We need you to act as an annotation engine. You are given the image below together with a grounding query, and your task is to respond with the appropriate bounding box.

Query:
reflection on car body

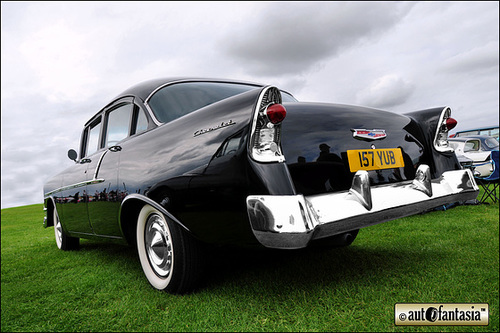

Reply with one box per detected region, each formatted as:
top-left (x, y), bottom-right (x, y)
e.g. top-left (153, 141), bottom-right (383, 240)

top-left (43, 78), bottom-right (479, 294)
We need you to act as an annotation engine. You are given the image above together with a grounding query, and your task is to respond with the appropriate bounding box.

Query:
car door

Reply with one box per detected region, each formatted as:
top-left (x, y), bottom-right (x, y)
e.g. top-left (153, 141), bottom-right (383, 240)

top-left (86, 99), bottom-right (135, 237)
top-left (61, 115), bottom-right (103, 235)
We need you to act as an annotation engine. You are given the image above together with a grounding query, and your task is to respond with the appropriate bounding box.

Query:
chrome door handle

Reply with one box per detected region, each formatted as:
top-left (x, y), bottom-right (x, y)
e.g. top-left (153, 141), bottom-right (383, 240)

top-left (109, 145), bottom-right (122, 152)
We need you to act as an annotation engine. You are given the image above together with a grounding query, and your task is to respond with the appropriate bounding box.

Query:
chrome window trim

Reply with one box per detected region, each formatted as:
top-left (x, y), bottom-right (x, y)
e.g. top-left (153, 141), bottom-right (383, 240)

top-left (143, 79), bottom-right (215, 126)
top-left (142, 101), bottom-right (162, 127)
top-left (143, 79), bottom-right (263, 126)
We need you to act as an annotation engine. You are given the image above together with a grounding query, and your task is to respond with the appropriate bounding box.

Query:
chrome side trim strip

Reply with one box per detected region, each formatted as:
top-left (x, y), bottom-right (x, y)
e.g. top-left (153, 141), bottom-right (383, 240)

top-left (44, 178), bottom-right (105, 197)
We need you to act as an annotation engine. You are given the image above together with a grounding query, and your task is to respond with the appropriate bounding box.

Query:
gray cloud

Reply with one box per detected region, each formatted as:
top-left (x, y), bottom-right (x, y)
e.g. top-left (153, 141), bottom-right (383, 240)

top-left (356, 74), bottom-right (415, 109)
top-left (222, 2), bottom-right (415, 76)
top-left (1, 1), bottom-right (498, 209)
top-left (440, 41), bottom-right (499, 75)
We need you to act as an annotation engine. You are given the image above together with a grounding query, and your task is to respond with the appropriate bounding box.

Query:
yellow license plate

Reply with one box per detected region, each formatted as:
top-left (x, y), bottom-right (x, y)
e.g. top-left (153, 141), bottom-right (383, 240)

top-left (347, 148), bottom-right (405, 172)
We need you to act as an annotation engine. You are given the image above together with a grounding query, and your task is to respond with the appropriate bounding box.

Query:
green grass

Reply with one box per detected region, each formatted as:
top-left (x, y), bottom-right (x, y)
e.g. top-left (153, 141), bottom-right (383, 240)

top-left (1, 189), bottom-right (498, 332)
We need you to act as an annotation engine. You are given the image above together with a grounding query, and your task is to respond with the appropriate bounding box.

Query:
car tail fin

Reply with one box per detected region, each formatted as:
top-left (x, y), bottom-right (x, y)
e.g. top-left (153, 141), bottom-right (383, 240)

top-left (249, 86), bottom-right (287, 163)
top-left (434, 107), bottom-right (457, 153)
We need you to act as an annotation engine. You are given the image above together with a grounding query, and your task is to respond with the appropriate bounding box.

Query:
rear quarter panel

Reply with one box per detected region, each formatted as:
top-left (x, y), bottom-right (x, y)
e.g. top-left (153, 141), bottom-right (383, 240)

top-left (117, 88), bottom-right (263, 245)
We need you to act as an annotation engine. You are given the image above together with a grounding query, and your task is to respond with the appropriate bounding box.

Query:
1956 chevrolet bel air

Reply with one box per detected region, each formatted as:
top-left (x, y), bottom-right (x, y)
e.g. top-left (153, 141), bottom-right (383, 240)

top-left (43, 78), bottom-right (479, 293)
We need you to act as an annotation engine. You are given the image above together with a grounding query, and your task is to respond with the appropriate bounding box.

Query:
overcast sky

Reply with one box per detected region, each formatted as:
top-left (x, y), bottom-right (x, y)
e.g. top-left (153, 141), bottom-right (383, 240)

top-left (1, 1), bottom-right (499, 209)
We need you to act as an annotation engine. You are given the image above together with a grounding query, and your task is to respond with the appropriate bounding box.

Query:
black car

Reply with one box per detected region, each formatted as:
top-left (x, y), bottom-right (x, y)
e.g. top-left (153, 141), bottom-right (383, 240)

top-left (43, 78), bottom-right (479, 293)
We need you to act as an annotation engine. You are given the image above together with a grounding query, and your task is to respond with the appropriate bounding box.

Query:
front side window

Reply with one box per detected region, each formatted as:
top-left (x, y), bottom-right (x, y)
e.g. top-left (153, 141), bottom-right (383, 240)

top-left (106, 103), bottom-right (133, 147)
top-left (86, 118), bottom-right (102, 157)
top-left (147, 82), bottom-right (260, 124)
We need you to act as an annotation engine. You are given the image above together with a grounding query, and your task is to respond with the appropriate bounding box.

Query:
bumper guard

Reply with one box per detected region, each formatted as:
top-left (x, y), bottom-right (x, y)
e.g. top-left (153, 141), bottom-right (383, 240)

top-left (246, 165), bottom-right (478, 249)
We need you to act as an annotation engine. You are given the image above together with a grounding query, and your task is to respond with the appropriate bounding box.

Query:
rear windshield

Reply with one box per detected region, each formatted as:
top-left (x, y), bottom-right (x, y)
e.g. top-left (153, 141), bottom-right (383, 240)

top-left (147, 81), bottom-right (296, 124)
top-left (147, 82), bottom-right (256, 124)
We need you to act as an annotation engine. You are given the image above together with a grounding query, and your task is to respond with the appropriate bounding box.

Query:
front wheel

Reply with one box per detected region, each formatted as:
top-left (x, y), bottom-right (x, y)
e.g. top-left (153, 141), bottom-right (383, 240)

top-left (53, 208), bottom-right (79, 251)
top-left (136, 204), bottom-right (204, 294)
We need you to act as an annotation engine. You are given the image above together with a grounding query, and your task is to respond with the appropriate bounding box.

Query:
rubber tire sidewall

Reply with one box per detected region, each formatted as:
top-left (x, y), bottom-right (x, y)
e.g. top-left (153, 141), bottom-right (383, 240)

top-left (136, 204), bottom-right (175, 291)
top-left (54, 208), bottom-right (63, 249)
top-left (53, 208), bottom-right (79, 251)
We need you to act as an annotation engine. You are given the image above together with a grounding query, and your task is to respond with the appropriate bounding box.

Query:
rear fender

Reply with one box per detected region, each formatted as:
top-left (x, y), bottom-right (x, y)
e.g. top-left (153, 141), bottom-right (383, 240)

top-left (43, 197), bottom-right (56, 228)
top-left (119, 193), bottom-right (192, 246)
top-left (404, 106), bottom-right (460, 177)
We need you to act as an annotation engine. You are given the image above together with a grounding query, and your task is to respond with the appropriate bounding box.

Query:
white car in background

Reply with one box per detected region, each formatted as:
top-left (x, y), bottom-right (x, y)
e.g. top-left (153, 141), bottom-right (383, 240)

top-left (449, 135), bottom-right (499, 178)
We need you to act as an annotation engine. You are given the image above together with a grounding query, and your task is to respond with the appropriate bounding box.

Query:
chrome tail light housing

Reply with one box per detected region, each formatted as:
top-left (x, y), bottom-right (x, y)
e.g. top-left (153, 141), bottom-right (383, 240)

top-left (249, 86), bottom-right (287, 163)
top-left (433, 107), bottom-right (457, 152)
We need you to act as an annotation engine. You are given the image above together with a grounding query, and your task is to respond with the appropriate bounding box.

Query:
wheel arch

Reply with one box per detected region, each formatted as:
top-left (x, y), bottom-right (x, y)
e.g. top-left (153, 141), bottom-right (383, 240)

top-left (44, 196), bottom-right (56, 228)
top-left (119, 193), bottom-right (191, 246)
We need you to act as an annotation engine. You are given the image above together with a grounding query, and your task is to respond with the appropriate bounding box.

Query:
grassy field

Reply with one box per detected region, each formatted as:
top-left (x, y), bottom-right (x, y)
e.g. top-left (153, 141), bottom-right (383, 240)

top-left (1, 190), bottom-right (498, 332)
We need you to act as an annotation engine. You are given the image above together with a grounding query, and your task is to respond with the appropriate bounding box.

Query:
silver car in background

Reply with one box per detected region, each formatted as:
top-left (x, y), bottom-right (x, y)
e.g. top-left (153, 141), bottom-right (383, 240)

top-left (449, 135), bottom-right (499, 177)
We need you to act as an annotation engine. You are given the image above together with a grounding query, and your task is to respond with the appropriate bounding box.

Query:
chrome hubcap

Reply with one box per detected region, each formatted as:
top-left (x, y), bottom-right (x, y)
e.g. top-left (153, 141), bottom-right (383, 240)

top-left (145, 213), bottom-right (172, 278)
top-left (55, 214), bottom-right (62, 245)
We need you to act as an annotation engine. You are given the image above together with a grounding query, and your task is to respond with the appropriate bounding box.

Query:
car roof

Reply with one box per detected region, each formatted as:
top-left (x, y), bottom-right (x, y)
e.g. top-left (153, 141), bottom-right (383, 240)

top-left (114, 77), bottom-right (264, 102)
top-left (83, 77), bottom-right (266, 127)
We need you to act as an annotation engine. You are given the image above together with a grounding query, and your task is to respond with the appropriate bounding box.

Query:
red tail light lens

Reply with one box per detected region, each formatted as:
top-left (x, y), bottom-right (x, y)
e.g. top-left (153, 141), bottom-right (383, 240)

top-left (446, 117), bottom-right (457, 130)
top-left (266, 104), bottom-right (287, 124)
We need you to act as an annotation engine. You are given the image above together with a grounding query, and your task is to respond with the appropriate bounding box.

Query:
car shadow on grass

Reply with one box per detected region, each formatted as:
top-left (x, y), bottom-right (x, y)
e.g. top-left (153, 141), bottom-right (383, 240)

top-left (75, 236), bottom-right (449, 295)
top-left (201, 242), bottom-right (453, 294)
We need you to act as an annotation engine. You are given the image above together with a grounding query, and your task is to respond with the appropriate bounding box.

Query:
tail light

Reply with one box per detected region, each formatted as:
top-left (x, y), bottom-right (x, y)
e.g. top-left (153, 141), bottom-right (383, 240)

top-left (266, 104), bottom-right (287, 124)
top-left (249, 86), bottom-right (287, 163)
top-left (434, 107), bottom-right (457, 152)
top-left (446, 117), bottom-right (457, 131)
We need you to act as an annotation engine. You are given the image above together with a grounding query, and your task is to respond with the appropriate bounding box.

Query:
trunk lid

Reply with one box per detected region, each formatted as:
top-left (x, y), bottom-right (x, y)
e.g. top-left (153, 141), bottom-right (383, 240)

top-left (281, 102), bottom-right (427, 195)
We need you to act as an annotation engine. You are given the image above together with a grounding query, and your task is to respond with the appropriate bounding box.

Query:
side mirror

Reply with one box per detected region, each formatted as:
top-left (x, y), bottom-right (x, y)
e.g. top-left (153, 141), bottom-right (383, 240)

top-left (68, 149), bottom-right (78, 162)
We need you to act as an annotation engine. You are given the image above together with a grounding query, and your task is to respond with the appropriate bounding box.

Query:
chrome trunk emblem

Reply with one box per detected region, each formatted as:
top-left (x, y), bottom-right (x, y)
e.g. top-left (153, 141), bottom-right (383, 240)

top-left (351, 129), bottom-right (387, 141)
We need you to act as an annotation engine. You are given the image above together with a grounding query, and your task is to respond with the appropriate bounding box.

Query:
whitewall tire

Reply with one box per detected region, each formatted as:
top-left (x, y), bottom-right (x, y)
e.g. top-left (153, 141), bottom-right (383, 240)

top-left (136, 204), bottom-right (204, 294)
top-left (53, 208), bottom-right (79, 251)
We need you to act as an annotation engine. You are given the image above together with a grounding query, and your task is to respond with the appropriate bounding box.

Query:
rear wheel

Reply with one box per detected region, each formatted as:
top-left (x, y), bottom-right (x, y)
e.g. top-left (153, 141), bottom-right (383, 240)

top-left (136, 204), bottom-right (204, 294)
top-left (53, 208), bottom-right (79, 251)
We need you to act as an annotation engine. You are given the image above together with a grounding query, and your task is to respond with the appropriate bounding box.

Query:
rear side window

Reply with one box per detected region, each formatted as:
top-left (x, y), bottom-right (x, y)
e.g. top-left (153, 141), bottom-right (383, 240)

top-left (147, 82), bottom-right (258, 124)
top-left (106, 103), bottom-right (133, 147)
top-left (135, 108), bottom-right (148, 134)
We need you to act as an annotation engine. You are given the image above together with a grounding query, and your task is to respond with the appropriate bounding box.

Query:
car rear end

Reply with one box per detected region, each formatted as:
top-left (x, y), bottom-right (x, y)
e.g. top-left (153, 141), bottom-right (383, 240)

top-left (245, 87), bottom-right (479, 249)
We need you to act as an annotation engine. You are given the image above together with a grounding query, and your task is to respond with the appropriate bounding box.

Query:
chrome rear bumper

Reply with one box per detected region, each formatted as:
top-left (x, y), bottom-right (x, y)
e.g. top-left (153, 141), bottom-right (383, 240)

top-left (246, 165), bottom-right (479, 249)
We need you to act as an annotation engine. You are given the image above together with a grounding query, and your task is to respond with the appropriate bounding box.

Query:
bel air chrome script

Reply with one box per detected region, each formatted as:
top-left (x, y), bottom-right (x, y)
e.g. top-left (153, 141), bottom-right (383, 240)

top-left (194, 120), bottom-right (236, 137)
